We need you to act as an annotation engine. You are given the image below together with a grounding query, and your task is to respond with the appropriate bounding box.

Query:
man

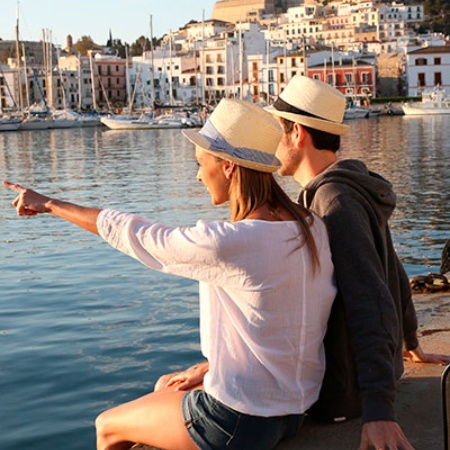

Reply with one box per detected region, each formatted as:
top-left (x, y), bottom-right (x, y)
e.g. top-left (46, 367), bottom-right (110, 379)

top-left (265, 75), bottom-right (450, 449)
top-left (154, 78), bottom-right (450, 449)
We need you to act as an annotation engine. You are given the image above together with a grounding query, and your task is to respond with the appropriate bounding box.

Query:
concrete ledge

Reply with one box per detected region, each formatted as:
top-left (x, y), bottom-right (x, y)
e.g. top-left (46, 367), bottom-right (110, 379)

top-left (132, 293), bottom-right (450, 450)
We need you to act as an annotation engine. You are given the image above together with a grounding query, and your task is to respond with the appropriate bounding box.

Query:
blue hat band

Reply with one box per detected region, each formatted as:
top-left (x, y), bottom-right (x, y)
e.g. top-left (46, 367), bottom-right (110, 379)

top-left (200, 120), bottom-right (278, 167)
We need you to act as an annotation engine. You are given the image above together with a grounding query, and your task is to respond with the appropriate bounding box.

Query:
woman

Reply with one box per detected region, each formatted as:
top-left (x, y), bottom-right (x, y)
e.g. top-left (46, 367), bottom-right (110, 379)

top-left (4, 98), bottom-right (336, 450)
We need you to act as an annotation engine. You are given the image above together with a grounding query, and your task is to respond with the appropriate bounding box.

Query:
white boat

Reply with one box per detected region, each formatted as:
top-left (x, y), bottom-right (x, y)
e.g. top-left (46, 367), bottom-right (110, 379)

top-left (344, 106), bottom-right (369, 120)
top-left (101, 114), bottom-right (185, 130)
top-left (19, 115), bottom-right (51, 130)
top-left (78, 114), bottom-right (101, 127)
top-left (48, 110), bottom-right (83, 129)
top-left (0, 117), bottom-right (21, 132)
top-left (402, 87), bottom-right (450, 115)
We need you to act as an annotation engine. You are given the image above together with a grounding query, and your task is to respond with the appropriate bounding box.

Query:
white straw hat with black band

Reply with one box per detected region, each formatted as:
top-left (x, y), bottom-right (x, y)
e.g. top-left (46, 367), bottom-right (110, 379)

top-left (265, 75), bottom-right (350, 136)
top-left (183, 98), bottom-right (282, 173)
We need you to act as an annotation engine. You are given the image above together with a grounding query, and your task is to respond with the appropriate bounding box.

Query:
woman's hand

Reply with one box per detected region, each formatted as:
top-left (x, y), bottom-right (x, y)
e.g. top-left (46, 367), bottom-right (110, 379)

top-left (3, 181), bottom-right (51, 216)
top-left (3, 180), bottom-right (102, 235)
top-left (154, 361), bottom-right (209, 392)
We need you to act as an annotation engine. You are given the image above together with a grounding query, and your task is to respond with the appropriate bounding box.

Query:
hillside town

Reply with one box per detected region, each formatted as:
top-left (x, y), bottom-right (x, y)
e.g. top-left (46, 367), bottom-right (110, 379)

top-left (0, 0), bottom-right (449, 114)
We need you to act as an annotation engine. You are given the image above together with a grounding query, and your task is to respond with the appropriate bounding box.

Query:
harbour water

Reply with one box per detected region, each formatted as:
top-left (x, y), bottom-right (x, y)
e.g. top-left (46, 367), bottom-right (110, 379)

top-left (0, 115), bottom-right (449, 450)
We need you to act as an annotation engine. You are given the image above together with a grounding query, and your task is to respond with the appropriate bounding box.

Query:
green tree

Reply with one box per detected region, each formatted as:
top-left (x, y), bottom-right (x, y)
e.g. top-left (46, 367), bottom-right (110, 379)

top-left (74, 36), bottom-right (96, 56)
top-left (130, 35), bottom-right (151, 56)
top-left (0, 48), bottom-right (13, 64)
top-left (421, 0), bottom-right (450, 35)
top-left (110, 38), bottom-right (127, 58)
top-left (130, 35), bottom-right (162, 56)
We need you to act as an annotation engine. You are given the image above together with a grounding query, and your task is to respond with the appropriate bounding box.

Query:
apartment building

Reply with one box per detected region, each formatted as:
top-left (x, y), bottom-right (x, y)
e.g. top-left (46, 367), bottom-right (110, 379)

top-left (405, 45), bottom-right (450, 95)
top-left (308, 58), bottom-right (377, 98)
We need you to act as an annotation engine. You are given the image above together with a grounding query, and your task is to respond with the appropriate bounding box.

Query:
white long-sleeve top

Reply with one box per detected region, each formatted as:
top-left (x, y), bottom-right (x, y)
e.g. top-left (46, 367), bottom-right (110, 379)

top-left (97, 209), bottom-right (336, 416)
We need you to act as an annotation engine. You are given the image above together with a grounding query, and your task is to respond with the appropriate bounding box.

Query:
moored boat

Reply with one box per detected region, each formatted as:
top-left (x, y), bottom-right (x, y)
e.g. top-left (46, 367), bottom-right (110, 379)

top-left (101, 113), bottom-right (185, 130)
top-left (0, 117), bottom-right (21, 132)
top-left (48, 110), bottom-right (83, 129)
top-left (402, 87), bottom-right (450, 115)
top-left (344, 106), bottom-right (369, 120)
top-left (19, 115), bottom-right (51, 131)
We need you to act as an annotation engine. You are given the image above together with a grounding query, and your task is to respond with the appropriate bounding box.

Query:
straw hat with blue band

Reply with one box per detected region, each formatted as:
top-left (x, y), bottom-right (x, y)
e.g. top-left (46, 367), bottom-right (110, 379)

top-left (265, 75), bottom-right (350, 136)
top-left (183, 98), bottom-right (282, 173)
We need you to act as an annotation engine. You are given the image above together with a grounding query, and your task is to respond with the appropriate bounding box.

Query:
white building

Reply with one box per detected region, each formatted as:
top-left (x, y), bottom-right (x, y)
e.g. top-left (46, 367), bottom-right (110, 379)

top-left (405, 45), bottom-right (450, 96)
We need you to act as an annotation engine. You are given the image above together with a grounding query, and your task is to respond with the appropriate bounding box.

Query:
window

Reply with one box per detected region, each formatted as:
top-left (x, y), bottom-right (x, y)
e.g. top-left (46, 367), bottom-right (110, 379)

top-left (435, 72), bottom-right (442, 86)
top-left (416, 58), bottom-right (427, 66)
top-left (418, 73), bottom-right (426, 87)
top-left (362, 72), bottom-right (370, 84)
top-left (345, 73), bottom-right (353, 84)
top-left (434, 57), bottom-right (441, 65)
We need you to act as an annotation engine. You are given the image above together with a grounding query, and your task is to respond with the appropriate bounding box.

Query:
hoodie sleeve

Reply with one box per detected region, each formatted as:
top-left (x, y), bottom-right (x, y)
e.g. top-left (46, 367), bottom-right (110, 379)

top-left (397, 258), bottom-right (419, 351)
top-left (311, 184), bottom-right (399, 422)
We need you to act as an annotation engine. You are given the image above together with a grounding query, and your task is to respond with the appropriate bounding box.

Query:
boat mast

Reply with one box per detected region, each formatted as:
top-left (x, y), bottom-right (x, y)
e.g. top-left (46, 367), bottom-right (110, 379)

top-left (15, 1), bottom-right (24, 114)
top-left (169, 30), bottom-right (173, 106)
top-left (43, 29), bottom-right (54, 109)
top-left (21, 43), bottom-right (30, 111)
top-left (125, 45), bottom-right (131, 111)
top-left (149, 15), bottom-right (155, 110)
top-left (239, 22), bottom-right (243, 100)
top-left (77, 54), bottom-right (82, 111)
top-left (331, 44), bottom-right (335, 87)
top-left (201, 9), bottom-right (206, 106)
top-left (88, 50), bottom-right (97, 111)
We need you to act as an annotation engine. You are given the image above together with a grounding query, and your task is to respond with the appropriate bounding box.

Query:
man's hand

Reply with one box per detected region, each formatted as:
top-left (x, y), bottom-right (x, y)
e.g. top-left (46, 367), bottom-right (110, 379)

top-left (404, 344), bottom-right (450, 366)
top-left (359, 421), bottom-right (415, 450)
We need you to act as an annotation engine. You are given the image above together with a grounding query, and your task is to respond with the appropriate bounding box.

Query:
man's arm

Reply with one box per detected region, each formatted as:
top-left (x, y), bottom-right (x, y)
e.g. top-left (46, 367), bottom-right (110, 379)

top-left (319, 190), bottom-right (399, 422)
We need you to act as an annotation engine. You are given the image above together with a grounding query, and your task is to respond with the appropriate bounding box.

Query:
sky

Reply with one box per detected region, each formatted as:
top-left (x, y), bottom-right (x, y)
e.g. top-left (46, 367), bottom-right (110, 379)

top-left (0, 0), bottom-right (217, 46)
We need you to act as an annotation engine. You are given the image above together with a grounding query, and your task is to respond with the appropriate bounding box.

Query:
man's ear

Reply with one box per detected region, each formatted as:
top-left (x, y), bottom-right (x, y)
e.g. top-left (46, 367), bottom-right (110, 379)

top-left (293, 122), bottom-right (307, 144)
top-left (223, 160), bottom-right (236, 180)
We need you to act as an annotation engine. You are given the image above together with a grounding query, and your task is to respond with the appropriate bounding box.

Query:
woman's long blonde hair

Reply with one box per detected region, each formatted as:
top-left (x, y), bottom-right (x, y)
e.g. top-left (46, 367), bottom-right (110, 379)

top-left (228, 165), bottom-right (319, 269)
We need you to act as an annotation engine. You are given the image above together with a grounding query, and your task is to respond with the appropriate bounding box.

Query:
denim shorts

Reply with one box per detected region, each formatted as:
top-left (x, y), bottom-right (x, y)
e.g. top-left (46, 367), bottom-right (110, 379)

top-left (181, 390), bottom-right (304, 450)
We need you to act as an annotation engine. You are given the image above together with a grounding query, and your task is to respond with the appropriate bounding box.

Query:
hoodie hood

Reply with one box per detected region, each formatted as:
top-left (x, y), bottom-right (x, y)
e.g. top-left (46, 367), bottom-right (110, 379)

top-left (301, 159), bottom-right (396, 225)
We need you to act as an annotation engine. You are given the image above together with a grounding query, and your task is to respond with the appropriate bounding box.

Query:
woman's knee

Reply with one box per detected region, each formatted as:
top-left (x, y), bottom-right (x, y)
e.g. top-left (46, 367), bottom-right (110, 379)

top-left (95, 409), bottom-right (117, 449)
top-left (154, 373), bottom-right (176, 392)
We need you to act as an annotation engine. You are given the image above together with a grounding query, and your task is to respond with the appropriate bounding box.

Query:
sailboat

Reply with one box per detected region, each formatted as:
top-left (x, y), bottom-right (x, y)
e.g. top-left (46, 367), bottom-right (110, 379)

top-left (0, 117), bottom-right (21, 132)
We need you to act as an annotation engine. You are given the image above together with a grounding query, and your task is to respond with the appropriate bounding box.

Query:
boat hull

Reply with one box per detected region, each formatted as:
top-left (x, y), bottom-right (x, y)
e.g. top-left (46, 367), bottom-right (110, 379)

top-left (101, 116), bottom-right (184, 130)
top-left (344, 108), bottom-right (369, 120)
top-left (0, 121), bottom-right (21, 131)
top-left (402, 103), bottom-right (450, 115)
top-left (403, 88), bottom-right (450, 115)
top-left (19, 119), bottom-right (51, 130)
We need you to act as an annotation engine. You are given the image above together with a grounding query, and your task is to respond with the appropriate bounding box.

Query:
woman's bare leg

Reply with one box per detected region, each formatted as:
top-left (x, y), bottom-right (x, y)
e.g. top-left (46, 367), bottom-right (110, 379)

top-left (95, 390), bottom-right (198, 450)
